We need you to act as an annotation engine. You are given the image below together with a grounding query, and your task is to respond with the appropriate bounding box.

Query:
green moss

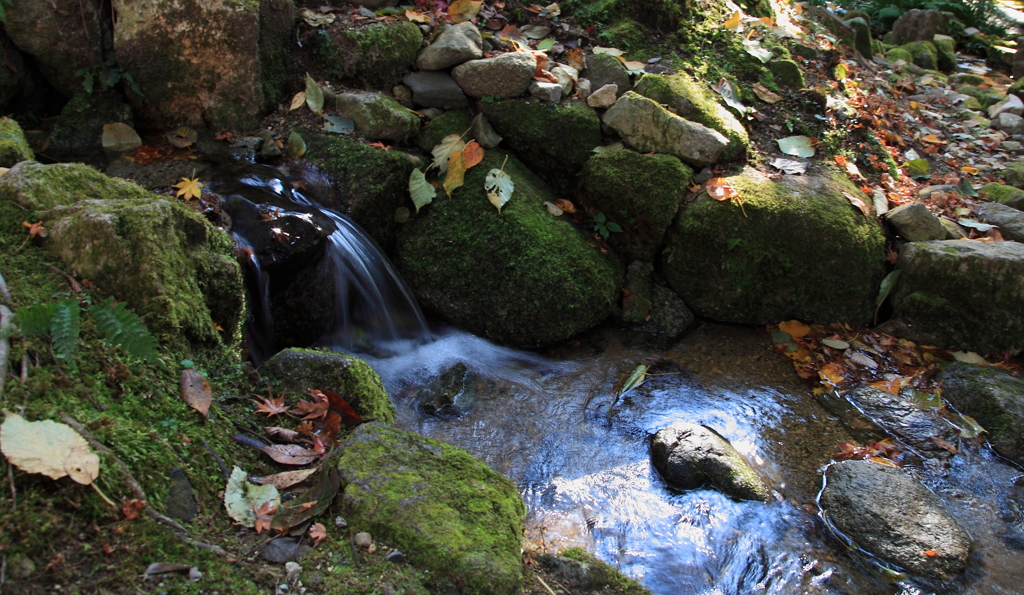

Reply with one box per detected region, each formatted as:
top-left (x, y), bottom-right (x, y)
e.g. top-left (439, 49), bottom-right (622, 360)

top-left (902, 41), bottom-right (939, 70)
top-left (886, 47), bottom-right (914, 63)
top-left (0, 117), bottom-right (33, 167)
top-left (845, 17), bottom-right (873, 58)
top-left (932, 35), bottom-right (957, 71)
top-left (556, 548), bottom-right (653, 594)
top-left (633, 73), bottom-right (749, 160)
top-left (769, 60), bottom-right (804, 88)
top-left (1001, 161), bottom-right (1024, 189)
top-left (337, 423), bottom-right (526, 595)
top-left (396, 150), bottom-right (622, 346)
top-left (479, 98), bottom-right (601, 192)
top-left (662, 168), bottom-right (887, 324)
top-left (956, 85), bottom-right (1005, 109)
top-left (980, 182), bottom-right (1024, 203)
top-left (940, 362), bottom-right (1024, 465)
top-left (0, 161), bottom-right (151, 211)
top-left (417, 107), bottom-right (473, 153)
top-left (599, 18), bottom-right (647, 50)
top-left (791, 43), bottom-right (818, 60)
top-left (261, 348), bottom-right (396, 424)
top-left (316, 21), bottom-right (423, 86)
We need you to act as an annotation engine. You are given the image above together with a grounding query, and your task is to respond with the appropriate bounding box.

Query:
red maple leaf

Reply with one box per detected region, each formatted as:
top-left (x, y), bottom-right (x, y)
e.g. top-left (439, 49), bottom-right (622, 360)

top-left (292, 394), bottom-right (329, 420)
top-left (309, 522), bottom-right (328, 546)
top-left (253, 500), bottom-right (278, 534)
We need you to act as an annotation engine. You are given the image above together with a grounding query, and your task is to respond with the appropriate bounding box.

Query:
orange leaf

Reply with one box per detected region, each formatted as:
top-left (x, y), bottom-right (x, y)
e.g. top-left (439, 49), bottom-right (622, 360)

top-left (960, 166), bottom-right (979, 175)
top-left (292, 395), bottom-right (328, 420)
top-left (253, 500), bottom-right (278, 534)
top-left (705, 177), bottom-right (737, 200)
top-left (924, 549), bottom-right (938, 557)
top-left (180, 369), bottom-right (212, 417)
top-left (254, 395), bottom-right (288, 417)
top-left (22, 221), bottom-right (46, 238)
top-left (554, 198), bottom-right (576, 214)
top-left (921, 134), bottom-right (944, 145)
top-left (833, 155), bottom-right (847, 167)
top-left (566, 47), bottom-right (586, 71)
top-left (462, 141), bottom-right (484, 169)
top-left (868, 379), bottom-right (901, 395)
top-left (778, 319), bottom-right (811, 338)
top-left (819, 362), bottom-right (847, 385)
top-left (309, 522), bottom-right (328, 545)
top-left (369, 141), bottom-right (391, 151)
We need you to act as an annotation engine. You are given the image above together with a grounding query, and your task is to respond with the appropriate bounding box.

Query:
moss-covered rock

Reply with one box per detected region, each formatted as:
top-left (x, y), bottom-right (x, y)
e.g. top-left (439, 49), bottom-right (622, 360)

top-left (261, 348), bottom-right (395, 424)
top-left (0, 117), bottom-right (34, 167)
top-left (45, 91), bottom-right (133, 165)
top-left (939, 362), bottom-right (1024, 466)
top-left (337, 423), bottom-right (526, 595)
top-left (845, 17), bottom-right (873, 58)
top-left (304, 133), bottom-right (414, 255)
top-left (769, 60), bottom-right (805, 88)
top-left (578, 150), bottom-right (692, 261)
top-left (539, 549), bottom-right (652, 594)
top-left (932, 34), bottom-right (957, 71)
top-left (980, 182), bottom-right (1024, 210)
top-left (331, 91), bottom-right (421, 144)
top-left (902, 41), bottom-right (938, 70)
top-left (0, 161), bottom-right (152, 212)
top-left (791, 44), bottom-right (819, 60)
top-left (633, 73), bottom-right (749, 160)
top-left (417, 107), bottom-right (473, 153)
top-left (886, 47), bottom-right (914, 64)
top-left (662, 167), bottom-right (887, 325)
top-left (396, 150), bottom-right (622, 346)
top-left (312, 20), bottom-right (423, 87)
top-left (1000, 161), bottom-right (1024, 189)
top-left (951, 73), bottom-right (987, 87)
top-left (956, 85), bottom-right (1005, 109)
top-left (651, 422), bottom-right (769, 501)
top-left (479, 98), bottom-right (601, 191)
top-left (882, 240), bottom-right (1024, 353)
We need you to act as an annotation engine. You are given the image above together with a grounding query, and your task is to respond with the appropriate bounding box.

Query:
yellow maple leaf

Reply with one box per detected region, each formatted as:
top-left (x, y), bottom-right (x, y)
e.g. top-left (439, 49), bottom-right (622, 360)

top-left (174, 175), bottom-right (203, 201)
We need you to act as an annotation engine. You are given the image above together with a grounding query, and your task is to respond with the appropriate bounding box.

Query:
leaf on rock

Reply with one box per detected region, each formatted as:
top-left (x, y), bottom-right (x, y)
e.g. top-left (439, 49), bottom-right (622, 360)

top-left (842, 191), bottom-right (871, 217)
top-left (305, 73), bottom-right (324, 114)
top-left (323, 115), bottom-right (354, 134)
top-left (951, 351), bottom-right (988, 365)
top-left (751, 83), bottom-right (782, 104)
top-left (289, 91), bottom-right (307, 111)
top-left (779, 320), bottom-right (810, 338)
top-left (448, 0), bottom-right (482, 22)
top-left (286, 131), bottom-right (306, 158)
top-left (592, 46), bottom-right (625, 57)
top-left (408, 169), bottom-right (436, 213)
top-left (270, 455), bottom-right (341, 532)
top-left (957, 218), bottom-right (997, 232)
top-left (101, 123), bottom-right (141, 153)
top-left (292, 396), bottom-right (329, 420)
top-left (257, 444), bottom-right (324, 466)
top-left (0, 411), bottom-right (100, 485)
top-left (180, 369), bottom-right (212, 417)
top-left (405, 9), bottom-right (431, 23)
top-left (622, 60), bottom-right (646, 75)
top-left (462, 141), bottom-right (485, 169)
top-left (723, 10), bottom-right (743, 31)
top-left (777, 135), bottom-right (815, 158)
top-left (173, 176), bottom-right (203, 201)
top-left (706, 177), bottom-right (738, 200)
top-left (250, 466), bottom-right (321, 490)
top-left (770, 158), bottom-right (807, 174)
top-left (253, 499), bottom-right (278, 534)
top-left (711, 78), bottom-right (750, 115)
top-left (443, 150), bottom-right (467, 197)
top-left (485, 167), bottom-right (514, 212)
top-left (742, 39), bottom-right (773, 63)
top-left (566, 48), bottom-right (587, 71)
top-left (431, 134), bottom-right (466, 174)
top-left (593, 142), bottom-right (624, 153)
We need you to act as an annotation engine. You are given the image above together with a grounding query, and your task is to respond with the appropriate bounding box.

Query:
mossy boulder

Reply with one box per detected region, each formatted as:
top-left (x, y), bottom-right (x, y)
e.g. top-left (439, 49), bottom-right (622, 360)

top-left (45, 91), bottom-right (133, 165)
top-left (566, 0), bottom-right (684, 31)
top-left (1000, 161), bottom-right (1024, 189)
top-left (261, 348), bottom-right (395, 424)
top-left (417, 107), bottom-right (473, 153)
top-left (479, 98), bottom-right (601, 191)
top-left (791, 44), bottom-right (819, 60)
top-left (331, 91), bottom-right (421, 144)
top-left (337, 422), bottom-right (526, 595)
top-left (956, 85), bottom-right (1005, 109)
top-left (311, 20), bottom-right (423, 87)
top-left (769, 60), bottom-right (805, 88)
top-left (886, 47), bottom-right (914, 64)
top-left (939, 362), bottom-right (1024, 466)
top-left (1010, 77), bottom-right (1024, 102)
top-left (0, 117), bottom-right (34, 167)
top-left (845, 17), bottom-right (873, 58)
top-left (882, 240), bottom-right (1024, 353)
top-left (932, 34), bottom-right (957, 71)
top-left (396, 150), bottom-right (622, 346)
top-left (303, 133), bottom-right (414, 254)
top-left (980, 182), bottom-right (1024, 210)
top-left (0, 161), bottom-right (152, 212)
top-left (902, 41), bottom-right (938, 70)
top-left (662, 167), bottom-right (887, 325)
top-left (633, 73), bottom-right (749, 161)
top-left (578, 150), bottom-right (693, 261)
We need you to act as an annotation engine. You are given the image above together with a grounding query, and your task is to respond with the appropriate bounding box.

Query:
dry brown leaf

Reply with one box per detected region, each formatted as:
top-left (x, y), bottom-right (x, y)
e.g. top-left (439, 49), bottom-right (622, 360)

top-left (554, 198), bottom-right (576, 214)
top-left (257, 444), bottom-right (323, 466)
top-left (0, 411), bottom-right (100, 485)
top-left (309, 522), bottom-right (328, 545)
top-left (251, 466), bottom-right (320, 489)
top-left (253, 500), bottom-right (278, 534)
top-left (264, 426), bottom-right (302, 443)
top-left (751, 82), bottom-right (782, 104)
top-left (180, 369), bottom-right (212, 417)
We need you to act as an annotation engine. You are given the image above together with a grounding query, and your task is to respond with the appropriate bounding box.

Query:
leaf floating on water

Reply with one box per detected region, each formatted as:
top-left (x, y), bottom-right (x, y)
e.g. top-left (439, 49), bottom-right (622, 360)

top-left (323, 115), bottom-right (354, 135)
top-left (0, 410), bottom-right (100, 485)
top-left (180, 369), bottom-right (213, 417)
top-left (101, 123), bottom-right (142, 153)
top-left (408, 169), bottom-right (435, 213)
top-left (305, 73), bottom-right (324, 114)
top-left (443, 150), bottom-right (467, 197)
top-left (485, 159), bottom-right (514, 213)
top-left (617, 365), bottom-right (648, 397)
top-left (166, 126), bottom-right (198, 148)
top-left (777, 135), bottom-right (815, 158)
top-left (771, 329), bottom-right (799, 352)
top-left (431, 134), bottom-right (466, 174)
top-left (224, 466), bottom-right (280, 528)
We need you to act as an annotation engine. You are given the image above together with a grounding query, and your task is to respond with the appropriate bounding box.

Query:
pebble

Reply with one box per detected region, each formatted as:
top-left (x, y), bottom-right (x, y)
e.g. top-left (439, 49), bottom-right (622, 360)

top-left (334, 516), bottom-right (348, 528)
top-left (386, 550), bottom-right (407, 564)
top-left (285, 561), bottom-right (302, 583)
top-left (354, 532), bottom-right (373, 548)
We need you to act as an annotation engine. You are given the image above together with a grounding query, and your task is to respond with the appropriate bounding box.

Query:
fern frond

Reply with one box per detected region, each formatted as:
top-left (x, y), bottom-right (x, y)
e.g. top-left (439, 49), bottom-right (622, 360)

top-left (89, 297), bottom-right (159, 363)
top-left (14, 303), bottom-right (57, 337)
top-left (50, 298), bottom-right (81, 360)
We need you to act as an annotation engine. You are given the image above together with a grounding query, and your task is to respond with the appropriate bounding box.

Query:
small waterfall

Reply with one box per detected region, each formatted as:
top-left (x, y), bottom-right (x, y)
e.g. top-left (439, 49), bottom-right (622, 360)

top-left (207, 164), bottom-right (430, 362)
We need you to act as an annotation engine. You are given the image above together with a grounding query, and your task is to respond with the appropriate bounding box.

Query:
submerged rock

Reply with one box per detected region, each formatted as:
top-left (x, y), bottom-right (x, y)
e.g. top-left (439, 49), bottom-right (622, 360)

top-left (261, 348), bottom-right (395, 424)
top-left (650, 422), bottom-right (769, 501)
top-left (44, 92), bottom-right (133, 166)
top-left (662, 167), bottom-right (887, 325)
top-left (337, 423), bottom-right (526, 595)
top-left (939, 362), bottom-right (1024, 466)
top-left (418, 362), bottom-right (477, 417)
top-left (396, 150), bottom-right (622, 346)
top-left (602, 92), bottom-right (729, 168)
top-left (820, 460), bottom-right (971, 579)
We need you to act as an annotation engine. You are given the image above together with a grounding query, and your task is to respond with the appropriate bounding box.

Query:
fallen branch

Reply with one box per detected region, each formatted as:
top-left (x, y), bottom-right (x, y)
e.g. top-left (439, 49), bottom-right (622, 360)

top-left (534, 574), bottom-right (558, 595)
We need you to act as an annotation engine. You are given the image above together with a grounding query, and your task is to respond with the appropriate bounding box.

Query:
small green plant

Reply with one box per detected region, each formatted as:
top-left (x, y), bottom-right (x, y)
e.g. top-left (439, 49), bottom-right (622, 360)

top-left (15, 296), bottom-right (159, 365)
top-left (593, 212), bottom-right (623, 239)
top-left (0, 0), bottom-right (13, 24)
top-left (75, 57), bottom-right (143, 96)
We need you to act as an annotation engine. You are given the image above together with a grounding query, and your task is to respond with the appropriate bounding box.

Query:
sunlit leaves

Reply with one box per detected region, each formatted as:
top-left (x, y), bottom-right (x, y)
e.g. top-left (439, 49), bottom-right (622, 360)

top-left (224, 466), bottom-right (280, 528)
top-left (174, 175), bottom-right (203, 201)
top-left (448, 0), bottom-right (482, 22)
top-left (443, 150), bottom-right (467, 197)
top-left (0, 411), bottom-right (100, 485)
top-left (777, 135), bottom-right (815, 158)
top-left (431, 134), bottom-right (466, 174)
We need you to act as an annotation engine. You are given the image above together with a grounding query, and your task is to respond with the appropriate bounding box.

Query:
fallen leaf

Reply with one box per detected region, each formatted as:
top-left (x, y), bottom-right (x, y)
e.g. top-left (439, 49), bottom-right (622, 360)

top-left (430, 134), bottom-right (466, 174)
top-left (565, 48), bottom-right (586, 71)
top-left (292, 396), bottom-right (328, 420)
top-left (444, 150), bottom-right (467, 197)
top-left (958, 218), bottom-right (997, 232)
top-left (485, 165), bottom-right (514, 212)
top-left (617, 365), bottom-right (648, 397)
top-left (544, 201), bottom-right (563, 216)
top-left (924, 550), bottom-right (938, 557)
top-left (101, 123), bottom-right (141, 153)
top-left (777, 135), bottom-right (815, 158)
top-left (742, 39), bottom-right (772, 63)
top-left (270, 454), bottom-right (341, 532)
top-left (622, 60), bottom-right (646, 74)
top-left (554, 198), bottom-right (576, 213)
top-left (254, 395), bottom-right (287, 417)
top-left (174, 176), bottom-right (203, 201)
top-left (819, 362), bottom-right (846, 385)
top-left (951, 351), bottom-right (988, 365)
top-left (289, 91), bottom-right (307, 111)
top-left (711, 78), bottom-right (750, 116)
top-left (723, 10), bottom-right (742, 31)
top-left (706, 177), bottom-right (738, 200)
top-left (224, 466), bottom-right (280, 528)
top-left (121, 498), bottom-right (146, 520)
top-left (323, 115), bottom-right (355, 134)
top-left (779, 320), bottom-right (810, 338)
top-left (843, 191), bottom-right (871, 217)
top-left (904, 159), bottom-right (930, 179)
top-left (257, 444), bottom-right (324, 466)
top-left (869, 379), bottom-right (901, 394)
top-left (145, 563), bottom-right (193, 576)
top-left (263, 426), bottom-right (302, 443)
top-left (305, 73), bottom-right (324, 114)
top-left (0, 411), bottom-right (100, 484)
top-left (251, 466), bottom-right (320, 489)
top-left (960, 165), bottom-right (979, 175)
top-left (521, 25), bottom-right (551, 39)
top-left (822, 338), bottom-right (850, 349)
top-left (462, 141), bottom-right (484, 169)
top-left (770, 157), bottom-right (807, 174)
top-left (874, 269), bottom-right (901, 324)
top-left (166, 126), bottom-right (197, 148)
top-left (405, 8), bottom-right (431, 23)
top-left (751, 83), bottom-right (783, 103)
top-left (301, 7), bottom-right (336, 26)
top-left (592, 46), bottom-right (625, 57)
top-left (593, 142), bottom-right (624, 153)
top-left (848, 351), bottom-right (878, 369)
top-left (180, 369), bottom-right (213, 417)
top-left (253, 499), bottom-right (278, 534)
top-left (408, 169), bottom-right (435, 213)
top-left (309, 522), bottom-right (328, 546)
top-left (448, 0), bottom-right (482, 23)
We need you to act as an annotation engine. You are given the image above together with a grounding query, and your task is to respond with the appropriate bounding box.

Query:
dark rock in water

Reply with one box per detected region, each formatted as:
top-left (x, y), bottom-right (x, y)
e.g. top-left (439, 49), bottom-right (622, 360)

top-left (845, 385), bottom-right (958, 460)
top-left (165, 468), bottom-right (197, 522)
top-left (620, 261), bottom-right (694, 340)
top-left (650, 422), bottom-right (769, 501)
top-left (419, 363), bottom-right (477, 417)
top-left (819, 460), bottom-right (971, 579)
top-left (263, 537), bottom-right (311, 563)
top-left (536, 553), bottom-right (615, 591)
top-left (105, 157), bottom-right (212, 191)
top-left (45, 91), bottom-right (133, 166)
top-left (939, 362), bottom-right (1024, 466)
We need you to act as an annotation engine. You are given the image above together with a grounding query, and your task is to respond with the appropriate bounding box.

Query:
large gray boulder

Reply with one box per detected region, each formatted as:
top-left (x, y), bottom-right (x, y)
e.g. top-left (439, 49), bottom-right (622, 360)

top-left (331, 92), bottom-right (421, 143)
top-left (939, 362), bottom-right (1024, 466)
top-left (3, 0), bottom-right (104, 95)
top-left (337, 423), bottom-right (526, 595)
top-left (451, 52), bottom-right (536, 99)
top-left (402, 71), bottom-right (469, 109)
top-left (820, 460), bottom-right (971, 579)
top-left (882, 240), bottom-right (1024, 354)
top-left (416, 21), bottom-right (483, 71)
top-left (978, 201), bottom-right (1024, 242)
top-left (662, 167), bottom-right (887, 325)
top-left (650, 422), bottom-right (769, 501)
top-left (884, 201), bottom-right (946, 241)
top-left (602, 92), bottom-right (729, 168)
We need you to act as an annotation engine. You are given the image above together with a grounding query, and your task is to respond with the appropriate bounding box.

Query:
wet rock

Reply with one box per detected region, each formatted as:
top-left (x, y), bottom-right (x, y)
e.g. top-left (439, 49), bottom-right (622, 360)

top-left (402, 71), bottom-right (469, 109)
top-left (881, 240), bottom-right (1024, 353)
top-left (586, 83), bottom-right (618, 108)
top-left (3, 0), bottom-right (103, 95)
top-left (536, 554), bottom-right (616, 590)
top-left (258, 131), bottom-right (282, 160)
top-left (261, 348), bottom-right (395, 424)
top-left (451, 52), bottom-right (536, 99)
top-left (416, 22), bottom-right (483, 71)
top-left (337, 423), bottom-right (526, 595)
top-left (263, 538), bottom-right (311, 563)
top-left (820, 460), bottom-right (970, 579)
top-left (385, 550), bottom-right (407, 564)
top-left (581, 53), bottom-right (630, 98)
top-left (939, 362), bottom-right (1024, 466)
top-left (44, 92), bottom-right (133, 166)
top-left (978, 201), bottom-right (1024, 242)
top-left (419, 362), bottom-right (477, 416)
top-left (470, 113), bottom-right (502, 149)
top-left (602, 91), bottom-right (729, 168)
top-left (884, 201), bottom-right (946, 241)
top-left (845, 386), bottom-right (958, 460)
top-left (650, 422), bottom-right (769, 501)
top-left (993, 112), bottom-right (1024, 136)
top-left (892, 9), bottom-right (947, 44)
top-left (165, 468), bottom-right (197, 522)
top-left (331, 91), bottom-right (420, 144)
top-left (396, 150), bottom-right (622, 346)
top-left (0, 117), bottom-right (34, 167)
top-left (620, 262), bottom-right (694, 339)
top-left (105, 157), bottom-right (212, 191)
top-left (578, 149), bottom-right (692, 261)
top-left (528, 81), bottom-right (562, 103)
top-left (662, 167), bottom-right (886, 325)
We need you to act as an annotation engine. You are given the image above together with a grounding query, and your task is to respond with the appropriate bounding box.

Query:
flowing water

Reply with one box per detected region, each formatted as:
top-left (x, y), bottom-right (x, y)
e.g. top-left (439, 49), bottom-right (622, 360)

top-left (221, 165), bottom-right (1024, 595)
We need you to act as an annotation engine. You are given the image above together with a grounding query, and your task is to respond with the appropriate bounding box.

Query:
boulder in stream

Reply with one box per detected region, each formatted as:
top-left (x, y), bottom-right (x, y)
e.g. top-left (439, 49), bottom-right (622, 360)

top-left (650, 422), bottom-right (769, 501)
top-left (845, 385), bottom-right (958, 460)
top-left (418, 362), bottom-right (478, 417)
top-left (819, 460), bottom-right (971, 579)
top-left (939, 362), bottom-right (1024, 466)
top-left (337, 423), bottom-right (526, 595)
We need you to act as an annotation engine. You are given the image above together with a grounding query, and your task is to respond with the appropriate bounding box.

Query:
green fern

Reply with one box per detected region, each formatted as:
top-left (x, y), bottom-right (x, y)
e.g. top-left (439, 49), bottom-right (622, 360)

top-left (50, 298), bottom-right (81, 360)
top-left (89, 297), bottom-right (159, 363)
top-left (14, 303), bottom-right (58, 337)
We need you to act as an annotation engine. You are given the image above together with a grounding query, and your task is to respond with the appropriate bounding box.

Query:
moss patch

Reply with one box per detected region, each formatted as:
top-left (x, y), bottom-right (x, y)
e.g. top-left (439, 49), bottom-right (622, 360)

top-left (939, 362), bottom-right (1024, 466)
top-left (314, 20), bottom-right (423, 87)
top-left (769, 60), bottom-right (804, 88)
top-left (337, 423), bottom-right (526, 595)
top-left (417, 107), bottom-right (473, 153)
top-left (0, 117), bottom-right (33, 167)
top-left (980, 182), bottom-right (1024, 204)
top-left (0, 161), bottom-right (151, 211)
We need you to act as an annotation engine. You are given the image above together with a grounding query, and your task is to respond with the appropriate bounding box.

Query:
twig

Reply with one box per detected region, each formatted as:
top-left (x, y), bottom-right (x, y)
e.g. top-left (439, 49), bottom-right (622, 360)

top-left (349, 531), bottom-right (362, 569)
top-left (202, 438), bottom-right (230, 478)
top-left (0, 306), bottom-right (11, 400)
top-left (0, 271), bottom-right (11, 304)
top-left (6, 465), bottom-right (14, 512)
top-left (19, 353), bottom-right (26, 384)
top-left (44, 265), bottom-right (81, 294)
top-left (171, 531), bottom-right (228, 557)
top-left (535, 574), bottom-right (559, 595)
